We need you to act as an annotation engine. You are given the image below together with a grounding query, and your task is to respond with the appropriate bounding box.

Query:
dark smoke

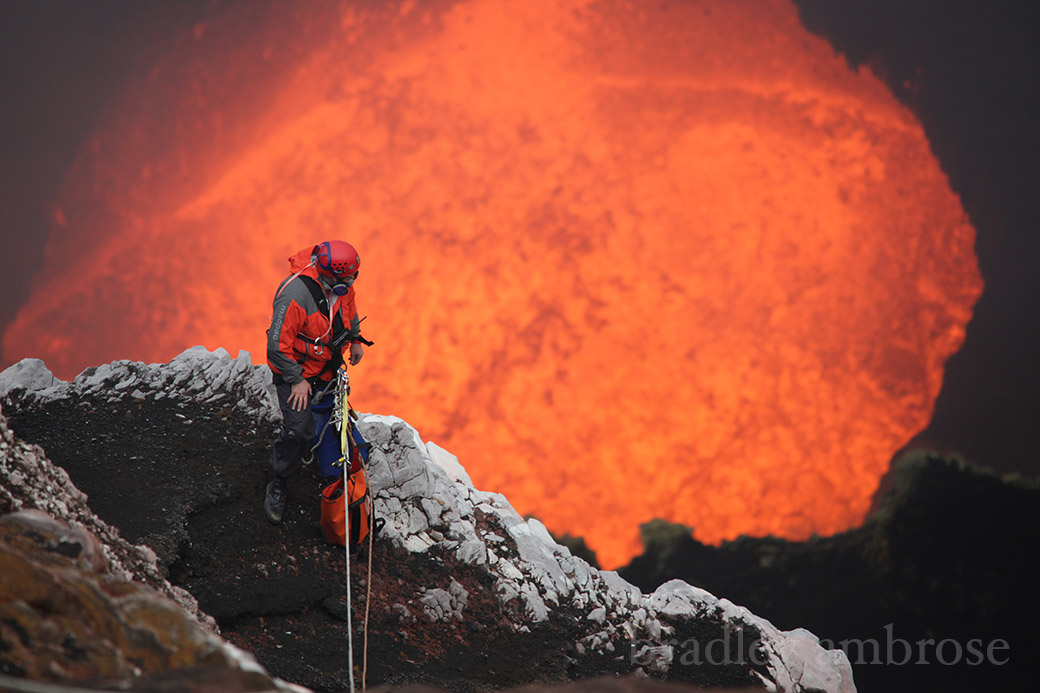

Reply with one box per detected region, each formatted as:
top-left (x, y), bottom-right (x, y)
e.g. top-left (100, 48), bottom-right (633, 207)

top-left (0, 0), bottom-right (215, 333)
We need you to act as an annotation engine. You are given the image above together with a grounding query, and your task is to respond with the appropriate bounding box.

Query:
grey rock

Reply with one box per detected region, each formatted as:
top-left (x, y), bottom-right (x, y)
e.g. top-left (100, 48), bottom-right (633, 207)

top-left (636, 645), bottom-right (674, 675)
top-left (420, 497), bottom-right (444, 526)
top-left (456, 539), bottom-right (487, 566)
top-left (419, 584), bottom-right (466, 622)
top-left (391, 603), bottom-right (414, 623)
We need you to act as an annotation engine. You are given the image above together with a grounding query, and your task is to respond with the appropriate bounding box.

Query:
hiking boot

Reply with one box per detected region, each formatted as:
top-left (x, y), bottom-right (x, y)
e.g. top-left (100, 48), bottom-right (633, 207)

top-left (264, 478), bottom-right (287, 524)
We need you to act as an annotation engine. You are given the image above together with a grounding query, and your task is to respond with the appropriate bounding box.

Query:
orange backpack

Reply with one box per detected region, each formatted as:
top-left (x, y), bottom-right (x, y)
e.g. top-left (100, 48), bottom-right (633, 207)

top-left (320, 465), bottom-right (373, 546)
top-left (320, 423), bottom-right (378, 546)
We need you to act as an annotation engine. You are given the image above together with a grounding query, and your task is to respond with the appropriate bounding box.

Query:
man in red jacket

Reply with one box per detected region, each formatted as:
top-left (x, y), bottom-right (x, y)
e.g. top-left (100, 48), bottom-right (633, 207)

top-left (264, 240), bottom-right (367, 524)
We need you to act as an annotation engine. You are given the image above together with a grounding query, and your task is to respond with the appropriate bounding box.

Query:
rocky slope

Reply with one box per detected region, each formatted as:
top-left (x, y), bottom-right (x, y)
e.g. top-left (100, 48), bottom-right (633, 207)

top-left (0, 368), bottom-right (303, 691)
top-left (0, 347), bottom-right (854, 692)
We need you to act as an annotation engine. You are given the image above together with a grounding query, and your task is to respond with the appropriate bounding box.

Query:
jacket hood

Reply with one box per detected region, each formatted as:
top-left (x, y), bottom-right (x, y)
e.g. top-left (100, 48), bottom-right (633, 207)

top-left (288, 246), bottom-right (320, 277)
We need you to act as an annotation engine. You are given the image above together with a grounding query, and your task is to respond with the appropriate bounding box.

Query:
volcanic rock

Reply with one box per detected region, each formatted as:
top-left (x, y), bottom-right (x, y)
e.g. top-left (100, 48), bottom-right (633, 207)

top-left (0, 402), bottom-right (302, 691)
top-left (1, 347), bottom-right (856, 692)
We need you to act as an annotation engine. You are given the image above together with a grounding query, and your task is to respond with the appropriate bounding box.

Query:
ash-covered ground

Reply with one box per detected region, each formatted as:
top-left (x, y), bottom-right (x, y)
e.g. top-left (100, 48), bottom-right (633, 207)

top-left (4, 393), bottom-right (577, 691)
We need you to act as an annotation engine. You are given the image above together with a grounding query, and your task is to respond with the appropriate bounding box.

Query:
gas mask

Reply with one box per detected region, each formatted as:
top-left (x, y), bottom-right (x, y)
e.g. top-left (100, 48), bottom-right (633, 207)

top-left (322, 272), bottom-right (357, 296)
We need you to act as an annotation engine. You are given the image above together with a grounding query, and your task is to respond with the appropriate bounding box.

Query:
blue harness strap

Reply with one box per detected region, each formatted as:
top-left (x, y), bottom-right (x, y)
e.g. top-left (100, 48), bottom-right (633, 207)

top-left (312, 396), bottom-right (370, 477)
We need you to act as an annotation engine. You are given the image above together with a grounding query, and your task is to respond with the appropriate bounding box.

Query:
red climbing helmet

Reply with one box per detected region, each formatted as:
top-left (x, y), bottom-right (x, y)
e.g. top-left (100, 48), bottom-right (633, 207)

top-left (314, 240), bottom-right (360, 278)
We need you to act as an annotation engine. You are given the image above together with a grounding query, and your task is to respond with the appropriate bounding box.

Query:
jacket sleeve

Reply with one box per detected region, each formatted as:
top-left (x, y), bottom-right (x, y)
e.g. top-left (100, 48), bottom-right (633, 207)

top-left (268, 287), bottom-right (306, 384)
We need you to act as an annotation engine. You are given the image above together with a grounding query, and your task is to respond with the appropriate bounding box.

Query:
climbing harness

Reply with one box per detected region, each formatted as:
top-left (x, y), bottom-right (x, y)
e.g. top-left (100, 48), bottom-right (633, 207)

top-left (306, 311), bottom-right (373, 465)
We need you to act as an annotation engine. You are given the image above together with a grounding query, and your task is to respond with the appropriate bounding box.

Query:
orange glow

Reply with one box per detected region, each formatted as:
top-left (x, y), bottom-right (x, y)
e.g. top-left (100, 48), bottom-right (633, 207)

top-left (2, 0), bottom-right (982, 568)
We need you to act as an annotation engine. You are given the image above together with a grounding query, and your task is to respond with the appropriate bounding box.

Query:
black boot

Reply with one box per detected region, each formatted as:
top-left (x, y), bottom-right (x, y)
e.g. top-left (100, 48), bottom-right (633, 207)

top-left (264, 477), bottom-right (287, 524)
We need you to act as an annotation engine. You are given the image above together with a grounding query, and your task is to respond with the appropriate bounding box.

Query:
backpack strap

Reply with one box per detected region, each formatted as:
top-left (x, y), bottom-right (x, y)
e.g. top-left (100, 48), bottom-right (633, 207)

top-left (297, 275), bottom-right (346, 348)
top-left (295, 275), bottom-right (348, 382)
top-left (298, 274), bottom-right (374, 348)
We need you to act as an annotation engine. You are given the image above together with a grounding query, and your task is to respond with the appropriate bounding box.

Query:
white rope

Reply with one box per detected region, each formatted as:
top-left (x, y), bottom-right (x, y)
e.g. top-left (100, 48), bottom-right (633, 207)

top-left (338, 369), bottom-right (375, 691)
top-left (362, 427), bottom-right (375, 692)
top-left (344, 459), bottom-right (355, 693)
top-left (336, 369), bottom-right (356, 693)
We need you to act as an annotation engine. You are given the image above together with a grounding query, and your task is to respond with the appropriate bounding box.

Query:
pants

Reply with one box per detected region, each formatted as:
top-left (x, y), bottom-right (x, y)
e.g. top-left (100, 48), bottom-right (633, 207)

top-left (269, 379), bottom-right (317, 480)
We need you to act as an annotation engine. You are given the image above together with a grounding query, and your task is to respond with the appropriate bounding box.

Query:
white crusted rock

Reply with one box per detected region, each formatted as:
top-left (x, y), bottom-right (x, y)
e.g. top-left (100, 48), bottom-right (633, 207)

top-left (769, 628), bottom-right (856, 693)
top-left (559, 555), bottom-right (593, 590)
top-left (519, 582), bottom-right (550, 623)
top-left (506, 519), bottom-right (572, 601)
top-left (420, 497), bottom-right (444, 526)
top-left (497, 559), bottom-right (524, 582)
top-left (0, 358), bottom-right (63, 399)
top-left (419, 588), bottom-right (455, 622)
top-left (402, 533), bottom-right (434, 553)
top-left (636, 645), bottom-right (674, 675)
top-left (426, 441), bottom-right (474, 488)
top-left (601, 570), bottom-right (642, 611)
top-left (1, 347), bottom-right (278, 423)
top-left (649, 579), bottom-right (718, 618)
top-left (405, 505), bottom-right (429, 535)
top-left (391, 604), bottom-right (414, 623)
top-left (359, 416), bottom-right (432, 499)
top-left (496, 580), bottom-right (520, 603)
top-left (448, 579), bottom-right (469, 612)
top-left (456, 539), bottom-right (487, 566)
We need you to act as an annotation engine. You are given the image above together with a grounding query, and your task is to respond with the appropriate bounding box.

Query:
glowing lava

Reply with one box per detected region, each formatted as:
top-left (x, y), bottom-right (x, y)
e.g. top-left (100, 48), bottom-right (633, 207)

top-left (2, 0), bottom-right (982, 568)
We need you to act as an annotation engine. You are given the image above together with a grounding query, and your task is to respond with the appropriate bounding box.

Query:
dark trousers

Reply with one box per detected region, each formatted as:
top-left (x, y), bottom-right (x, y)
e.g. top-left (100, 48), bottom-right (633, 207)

top-left (269, 380), bottom-right (316, 480)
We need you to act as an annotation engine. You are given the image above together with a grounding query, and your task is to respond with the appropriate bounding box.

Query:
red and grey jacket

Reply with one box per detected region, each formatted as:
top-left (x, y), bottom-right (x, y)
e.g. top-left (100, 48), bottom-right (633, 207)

top-left (267, 246), bottom-right (362, 385)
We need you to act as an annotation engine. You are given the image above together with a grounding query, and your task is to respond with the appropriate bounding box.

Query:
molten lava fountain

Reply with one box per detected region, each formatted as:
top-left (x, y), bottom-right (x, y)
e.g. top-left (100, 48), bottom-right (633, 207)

top-left (3, 0), bottom-right (982, 568)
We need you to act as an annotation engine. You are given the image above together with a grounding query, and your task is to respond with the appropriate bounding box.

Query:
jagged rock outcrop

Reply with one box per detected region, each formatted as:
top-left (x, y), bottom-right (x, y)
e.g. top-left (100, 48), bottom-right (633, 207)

top-left (361, 414), bottom-right (853, 693)
top-left (0, 401), bottom-right (304, 691)
top-left (1, 347), bottom-right (855, 692)
top-left (0, 346), bottom-right (277, 423)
